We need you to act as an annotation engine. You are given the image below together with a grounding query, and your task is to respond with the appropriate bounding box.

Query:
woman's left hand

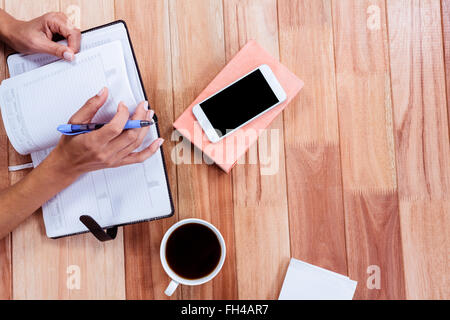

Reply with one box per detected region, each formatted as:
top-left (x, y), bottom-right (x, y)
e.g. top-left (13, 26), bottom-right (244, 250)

top-left (0, 11), bottom-right (81, 61)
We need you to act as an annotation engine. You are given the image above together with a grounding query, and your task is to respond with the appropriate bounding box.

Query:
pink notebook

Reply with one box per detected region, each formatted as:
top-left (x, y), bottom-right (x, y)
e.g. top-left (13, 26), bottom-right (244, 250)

top-left (173, 40), bottom-right (304, 173)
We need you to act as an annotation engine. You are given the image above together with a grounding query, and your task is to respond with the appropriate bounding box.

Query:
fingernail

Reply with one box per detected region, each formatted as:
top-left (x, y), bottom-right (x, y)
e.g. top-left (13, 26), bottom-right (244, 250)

top-left (63, 51), bottom-right (74, 61)
top-left (97, 87), bottom-right (105, 97)
top-left (143, 101), bottom-right (149, 110)
top-left (147, 109), bottom-right (155, 120)
top-left (158, 138), bottom-right (164, 147)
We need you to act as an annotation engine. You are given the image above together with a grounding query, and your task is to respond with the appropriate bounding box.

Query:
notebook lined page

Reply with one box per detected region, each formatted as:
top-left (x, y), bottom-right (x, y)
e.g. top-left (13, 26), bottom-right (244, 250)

top-left (7, 23), bottom-right (143, 103)
top-left (0, 40), bottom-right (136, 154)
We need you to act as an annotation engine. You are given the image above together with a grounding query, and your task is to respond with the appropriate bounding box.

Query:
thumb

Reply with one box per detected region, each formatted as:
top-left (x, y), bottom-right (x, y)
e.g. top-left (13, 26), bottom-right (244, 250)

top-left (35, 36), bottom-right (75, 61)
top-left (69, 87), bottom-right (108, 124)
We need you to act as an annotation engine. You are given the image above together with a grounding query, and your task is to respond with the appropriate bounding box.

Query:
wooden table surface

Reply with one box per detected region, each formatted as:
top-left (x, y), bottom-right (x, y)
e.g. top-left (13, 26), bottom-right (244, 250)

top-left (0, 0), bottom-right (449, 300)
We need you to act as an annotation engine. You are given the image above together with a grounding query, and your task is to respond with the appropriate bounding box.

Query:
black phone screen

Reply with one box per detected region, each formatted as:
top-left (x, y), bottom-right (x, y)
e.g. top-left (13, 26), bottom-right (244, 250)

top-left (199, 69), bottom-right (280, 137)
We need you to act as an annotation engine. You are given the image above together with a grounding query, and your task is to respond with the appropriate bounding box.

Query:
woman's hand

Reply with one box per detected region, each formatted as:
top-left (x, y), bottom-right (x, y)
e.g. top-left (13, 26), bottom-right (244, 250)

top-left (0, 10), bottom-right (81, 61)
top-left (48, 87), bottom-right (164, 179)
top-left (0, 87), bottom-right (164, 240)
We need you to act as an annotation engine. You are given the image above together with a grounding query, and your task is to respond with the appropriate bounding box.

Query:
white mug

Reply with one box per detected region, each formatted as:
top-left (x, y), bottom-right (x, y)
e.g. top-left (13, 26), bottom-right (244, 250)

top-left (160, 218), bottom-right (226, 296)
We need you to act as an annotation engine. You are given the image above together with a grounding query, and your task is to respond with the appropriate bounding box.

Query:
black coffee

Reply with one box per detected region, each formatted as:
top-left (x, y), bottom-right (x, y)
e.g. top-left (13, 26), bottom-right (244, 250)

top-left (165, 223), bottom-right (221, 280)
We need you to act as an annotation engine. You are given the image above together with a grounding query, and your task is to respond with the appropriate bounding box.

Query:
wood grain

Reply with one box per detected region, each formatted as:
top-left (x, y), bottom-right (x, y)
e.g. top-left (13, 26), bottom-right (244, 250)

top-left (387, 0), bottom-right (450, 299)
top-left (0, 0), bottom-right (12, 300)
top-left (223, 0), bottom-right (291, 299)
top-left (8, 0), bottom-right (126, 299)
top-left (278, 0), bottom-right (347, 276)
top-left (399, 200), bottom-right (449, 299)
top-left (332, 0), bottom-right (405, 299)
top-left (114, 0), bottom-right (180, 300)
top-left (61, 0), bottom-right (114, 29)
top-left (0, 120), bottom-right (11, 299)
top-left (443, 0), bottom-right (450, 131)
top-left (169, 0), bottom-right (237, 299)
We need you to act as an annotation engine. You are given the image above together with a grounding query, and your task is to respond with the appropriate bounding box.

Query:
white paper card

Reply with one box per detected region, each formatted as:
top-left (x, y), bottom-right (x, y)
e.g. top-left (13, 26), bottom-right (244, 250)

top-left (279, 258), bottom-right (357, 300)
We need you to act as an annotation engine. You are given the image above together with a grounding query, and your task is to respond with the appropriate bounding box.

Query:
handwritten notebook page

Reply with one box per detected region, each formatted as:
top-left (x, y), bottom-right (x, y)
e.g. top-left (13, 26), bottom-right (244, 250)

top-left (2, 37), bottom-right (172, 238)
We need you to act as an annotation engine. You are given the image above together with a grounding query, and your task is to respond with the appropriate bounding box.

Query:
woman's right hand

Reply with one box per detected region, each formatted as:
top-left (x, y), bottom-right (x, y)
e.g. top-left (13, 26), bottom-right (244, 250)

top-left (49, 87), bottom-right (164, 178)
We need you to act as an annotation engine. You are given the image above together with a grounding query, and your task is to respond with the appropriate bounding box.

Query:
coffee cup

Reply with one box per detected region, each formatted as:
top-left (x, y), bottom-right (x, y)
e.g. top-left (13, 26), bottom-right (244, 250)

top-left (160, 218), bottom-right (226, 296)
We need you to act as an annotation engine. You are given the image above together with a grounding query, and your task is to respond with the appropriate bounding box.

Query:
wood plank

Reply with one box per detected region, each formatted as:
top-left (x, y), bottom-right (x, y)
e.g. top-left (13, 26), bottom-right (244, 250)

top-left (387, 0), bottom-right (450, 299)
top-left (114, 0), bottom-right (180, 300)
top-left (332, 0), bottom-right (405, 299)
top-left (169, 0), bottom-right (237, 299)
top-left (444, 0), bottom-right (450, 130)
top-left (61, 0), bottom-right (114, 29)
top-left (0, 119), bottom-right (11, 298)
top-left (278, 0), bottom-right (347, 276)
top-left (0, 0), bottom-right (12, 299)
top-left (8, 0), bottom-right (126, 299)
top-left (223, 0), bottom-right (291, 299)
top-left (399, 200), bottom-right (449, 299)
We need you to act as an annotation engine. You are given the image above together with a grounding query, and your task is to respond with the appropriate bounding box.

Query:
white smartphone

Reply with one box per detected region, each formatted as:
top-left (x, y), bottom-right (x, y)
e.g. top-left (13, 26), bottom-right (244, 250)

top-left (192, 64), bottom-right (287, 143)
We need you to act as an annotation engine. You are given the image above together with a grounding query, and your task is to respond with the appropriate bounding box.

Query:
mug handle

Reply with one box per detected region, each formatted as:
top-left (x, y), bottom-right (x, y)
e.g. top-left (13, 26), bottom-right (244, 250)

top-left (164, 280), bottom-right (179, 296)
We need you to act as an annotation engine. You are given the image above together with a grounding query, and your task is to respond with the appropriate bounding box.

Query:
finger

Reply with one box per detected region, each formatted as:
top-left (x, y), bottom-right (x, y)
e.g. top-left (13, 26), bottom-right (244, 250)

top-left (94, 102), bottom-right (130, 142)
top-left (131, 101), bottom-right (149, 120)
top-left (106, 102), bottom-right (151, 154)
top-left (110, 107), bottom-right (154, 161)
top-left (33, 36), bottom-right (73, 61)
top-left (68, 87), bottom-right (108, 124)
top-left (114, 138), bottom-right (164, 167)
top-left (51, 14), bottom-right (81, 54)
top-left (45, 13), bottom-right (81, 60)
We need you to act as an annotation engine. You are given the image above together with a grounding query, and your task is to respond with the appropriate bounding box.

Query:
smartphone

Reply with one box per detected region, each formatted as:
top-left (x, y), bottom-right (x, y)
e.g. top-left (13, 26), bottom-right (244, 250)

top-left (192, 64), bottom-right (287, 143)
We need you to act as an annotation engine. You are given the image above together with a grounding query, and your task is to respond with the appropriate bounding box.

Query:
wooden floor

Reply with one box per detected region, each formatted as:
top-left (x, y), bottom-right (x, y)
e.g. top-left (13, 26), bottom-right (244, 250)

top-left (0, 0), bottom-right (449, 300)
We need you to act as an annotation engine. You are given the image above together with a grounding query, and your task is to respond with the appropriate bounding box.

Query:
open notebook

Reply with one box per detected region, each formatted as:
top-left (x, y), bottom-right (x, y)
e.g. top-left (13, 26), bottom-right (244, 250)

top-left (0, 21), bottom-right (174, 238)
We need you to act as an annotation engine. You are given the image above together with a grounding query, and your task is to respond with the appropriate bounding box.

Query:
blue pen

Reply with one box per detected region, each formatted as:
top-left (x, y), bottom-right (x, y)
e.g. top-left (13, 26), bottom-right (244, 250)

top-left (57, 119), bottom-right (156, 136)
